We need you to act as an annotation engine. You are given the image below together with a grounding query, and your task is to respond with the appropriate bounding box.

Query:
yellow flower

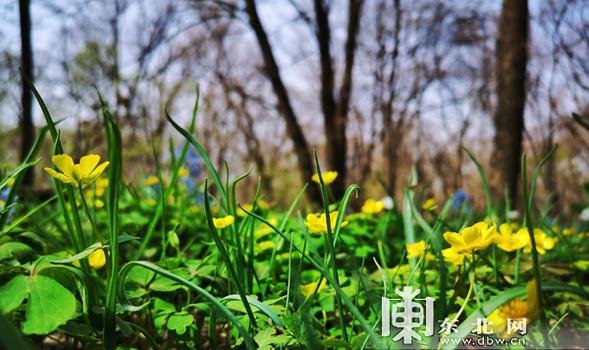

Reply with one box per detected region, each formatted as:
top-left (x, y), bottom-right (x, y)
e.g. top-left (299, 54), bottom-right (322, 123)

top-left (95, 199), bottom-right (104, 208)
top-left (406, 241), bottom-right (429, 259)
top-left (237, 204), bottom-right (253, 217)
top-left (304, 211), bottom-right (348, 234)
top-left (562, 228), bottom-right (575, 237)
top-left (510, 222), bottom-right (520, 231)
top-left (493, 224), bottom-right (530, 252)
top-left (144, 176), bottom-right (159, 186)
top-left (486, 279), bottom-right (541, 338)
top-left (213, 215), bottom-right (234, 229)
top-left (88, 249), bottom-right (106, 269)
top-left (574, 261), bottom-right (589, 271)
top-left (144, 198), bottom-right (157, 206)
top-left (257, 199), bottom-right (270, 210)
top-left (299, 277), bottom-right (327, 297)
top-left (484, 216), bottom-right (499, 225)
top-left (311, 171), bottom-right (338, 185)
top-left (45, 154), bottom-right (109, 188)
top-left (443, 222), bottom-right (496, 254)
top-left (6, 178), bottom-right (14, 187)
top-left (522, 228), bottom-right (557, 255)
top-left (361, 199), bottom-right (384, 214)
top-left (256, 240), bottom-right (276, 253)
top-left (68, 254), bottom-right (81, 267)
top-left (95, 178), bottom-right (109, 196)
top-left (255, 218), bottom-right (279, 239)
top-left (86, 178), bottom-right (109, 198)
top-left (552, 226), bottom-right (560, 233)
top-left (422, 198), bottom-right (437, 211)
top-left (442, 248), bottom-right (470, 266)
top-left (178, 168), bottom-right (190, 177)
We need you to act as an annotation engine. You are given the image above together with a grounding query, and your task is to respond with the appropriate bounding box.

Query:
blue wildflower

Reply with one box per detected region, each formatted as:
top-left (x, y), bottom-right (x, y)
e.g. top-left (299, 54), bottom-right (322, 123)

top-left (452, 189), bottom-right (471, 212)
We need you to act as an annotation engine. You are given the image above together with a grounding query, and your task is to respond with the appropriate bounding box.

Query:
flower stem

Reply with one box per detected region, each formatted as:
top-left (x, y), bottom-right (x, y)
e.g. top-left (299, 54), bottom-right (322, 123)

top-left (438, 261), bottom-right (475, 350)
top-left (79, 189), bottom-right (106, 244)
top-left (514, 249), bottom-right (521, 284)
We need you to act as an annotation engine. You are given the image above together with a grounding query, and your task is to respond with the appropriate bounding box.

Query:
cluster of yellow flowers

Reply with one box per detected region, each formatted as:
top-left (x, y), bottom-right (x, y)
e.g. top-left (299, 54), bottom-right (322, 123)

top-left (361, 199), bottom-right (384, 214)
top-left (213, 215), bottom-right (234, 229)
top-left (439, 221), bottom-right (557, 266)
top-left (405, 221), bottom-right (558, 265)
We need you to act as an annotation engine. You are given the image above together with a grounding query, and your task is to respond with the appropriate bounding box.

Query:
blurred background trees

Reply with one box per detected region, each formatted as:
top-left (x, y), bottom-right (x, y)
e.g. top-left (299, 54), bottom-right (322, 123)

top-left (1, 0), bottom-right (588, 212)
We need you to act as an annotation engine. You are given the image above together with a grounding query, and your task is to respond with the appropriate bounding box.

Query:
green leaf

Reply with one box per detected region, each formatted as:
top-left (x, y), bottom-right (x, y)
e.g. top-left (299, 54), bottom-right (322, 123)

top-left (0, 242), bottom-right (37, 263)
top-left (123, 281), bottom-right (147, 299)
top-left (149, 275), bottom-right (181, 292)
top-left (167, 312), bottom-right (194, 335)
top-left (573, 112), bottom-right (589, 132)
top-left (127, 265), bottom-right (155, 286)
top-left (222, 294), bottom-right (284, 327)
top-left (322, 339), bottom-right (351, 349)
top-left (350, 333), bottom-right (369, 349)
top-left (0, 275), bottom-right (29, 313)
top-left (254, 327), bottom-right (290, 350)
top-left (52, 242), bottom-right (102, 263)
top-left (116, 317), bottom-right (134, 337)
top-left (22, 275), bottom-right (77, 335)
top-left (118, 235), bottom-right (141, 244)
top-left (152, 298), bottom-right (176, 314)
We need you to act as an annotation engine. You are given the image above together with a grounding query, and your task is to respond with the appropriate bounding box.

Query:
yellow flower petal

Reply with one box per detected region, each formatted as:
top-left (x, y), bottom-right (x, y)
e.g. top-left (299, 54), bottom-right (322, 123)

top-left (52, 154), bottom-right (75, 175)
top-left (144, 198), bottom-right (157, 206)
top-left (144, 176), bottom-right (159, 186)
top-left (422, 198), bottom-right (437, 210)
top-left (178, 168), bottom-right (190, 177)
top-left (442, 248), bottom-right (467, 266)
top-left (44, 167), bottom-right (78, 187)
top-left (84, 161), bottom-right (110, 185)
top-left (89, 249), bottom-right (106, 269)
top-left (443, 231), bottom-right (468, 252)
top-left (407, 241), bottom-right (428, 259)
top-left (299, 278), bottom-right (327, 297)
top-left (362, 199), bottom-right (384, 214)
top-left (79, 155), bottom-right (101, 175)
top-left (237, 204), bottom-right (253, 217)
top-left (213, 215), bottom-right (235, 229)
top-left (311, 171), bottom-right (338, 185)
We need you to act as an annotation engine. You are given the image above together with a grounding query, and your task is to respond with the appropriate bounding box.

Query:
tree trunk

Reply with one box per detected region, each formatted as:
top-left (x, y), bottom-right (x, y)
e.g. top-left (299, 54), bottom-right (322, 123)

top-left (315, 0), bottom-right (363, 199)
top-left (383, 0), bottom-right (402, 200)
top-left (490, 0), bottom-right (529, 205)
top-left (19, 0), bottom-right (35, 186)
top-left (313, 0), bottom-right (339, 197)
top-left (333, 0), bottom-right (363, 198)
top-left (244, 0), bottom-right (322, 205)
